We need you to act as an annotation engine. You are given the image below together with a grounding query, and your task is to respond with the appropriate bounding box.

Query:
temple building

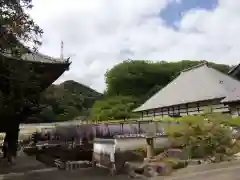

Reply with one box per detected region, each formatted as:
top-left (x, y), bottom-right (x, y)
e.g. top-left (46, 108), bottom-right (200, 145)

top-left (133, 62), bottom-right (240, 119)
top-left (0, 51), bottom-right (70, 131)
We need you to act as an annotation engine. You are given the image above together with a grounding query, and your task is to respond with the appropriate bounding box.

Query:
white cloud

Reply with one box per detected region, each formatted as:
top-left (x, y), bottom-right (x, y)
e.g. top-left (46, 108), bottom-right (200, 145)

top-left (30, 0), bottom-right (240, 92)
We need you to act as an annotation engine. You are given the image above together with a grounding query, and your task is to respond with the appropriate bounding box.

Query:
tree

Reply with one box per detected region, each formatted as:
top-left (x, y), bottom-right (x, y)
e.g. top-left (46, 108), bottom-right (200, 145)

top-left (90, 96), bottom-right (139, 121)
top-left (0, 0), bottom-right (43, 54)
top-left (105, 60), bottom-right (169, 98)
top-left (0, 0), bottom-right (43, 162)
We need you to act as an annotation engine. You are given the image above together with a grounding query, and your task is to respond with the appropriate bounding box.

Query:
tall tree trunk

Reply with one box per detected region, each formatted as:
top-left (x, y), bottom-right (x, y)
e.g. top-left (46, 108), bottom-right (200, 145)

top-left (4, 122), bottom-right (20, 162)
top-left (8, 124), bottom-right (19, 158)
top-left (2, 133), bottom-right (9, 159)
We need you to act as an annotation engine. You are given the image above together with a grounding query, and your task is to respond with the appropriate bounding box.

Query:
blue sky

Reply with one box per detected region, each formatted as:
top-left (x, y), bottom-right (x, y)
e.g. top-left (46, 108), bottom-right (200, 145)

top-left (160, 0), bottom-right (219, 28)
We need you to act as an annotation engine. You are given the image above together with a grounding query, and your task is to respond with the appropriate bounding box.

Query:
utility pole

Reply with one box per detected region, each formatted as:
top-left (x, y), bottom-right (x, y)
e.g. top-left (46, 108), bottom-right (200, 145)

top-left (60, 41), bottom-right (64, 60)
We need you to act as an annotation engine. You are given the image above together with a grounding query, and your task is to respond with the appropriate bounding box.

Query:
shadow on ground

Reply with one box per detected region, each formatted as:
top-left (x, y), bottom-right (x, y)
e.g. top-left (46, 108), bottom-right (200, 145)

top-left (0, 150), bottom-right (129, 180)
top-left (0, 167), bottom-right (130, 180)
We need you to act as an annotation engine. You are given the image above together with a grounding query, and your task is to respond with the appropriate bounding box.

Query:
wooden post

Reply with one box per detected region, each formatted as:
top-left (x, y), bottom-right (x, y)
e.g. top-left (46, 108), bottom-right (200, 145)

top-left (145, 122), bottom-right (156, 159)
top-left (146, 137), bottom-right (154, 159)
top-left (138, 121), bottom-right (140, 134)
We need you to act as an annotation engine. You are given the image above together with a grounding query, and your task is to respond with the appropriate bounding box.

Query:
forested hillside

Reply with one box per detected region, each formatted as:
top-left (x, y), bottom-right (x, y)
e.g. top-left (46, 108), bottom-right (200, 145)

top-left (27, 80), bottom-right (102, 123)
top-left (90, 60), bottom-right (232, 121)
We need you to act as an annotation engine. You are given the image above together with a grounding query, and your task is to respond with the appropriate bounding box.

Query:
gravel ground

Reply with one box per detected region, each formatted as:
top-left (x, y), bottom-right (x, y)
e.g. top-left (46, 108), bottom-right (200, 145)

top-left (163, 165), bottom-right (240, 180)
top-left (2, 163), bottom-right (240, 180)
top-left (161, 160), bottom-right (240, 180)
top-left (0, 150), bottom-right (130, 180)
top-left (0, 151), bottom-right (47, 175)
top-left (0, 167), bottom-right (130, 180)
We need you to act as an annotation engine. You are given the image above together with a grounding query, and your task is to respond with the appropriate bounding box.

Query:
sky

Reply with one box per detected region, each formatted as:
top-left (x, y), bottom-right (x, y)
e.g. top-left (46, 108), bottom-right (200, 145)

top-left (29, 0), bottom-right (240, 92)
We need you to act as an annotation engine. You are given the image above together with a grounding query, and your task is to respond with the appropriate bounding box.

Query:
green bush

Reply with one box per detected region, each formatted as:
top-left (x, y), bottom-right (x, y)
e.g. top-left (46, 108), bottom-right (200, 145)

top-left (90, 96), bottom-right (139, 121)
top-left (166, 113), bottom-right (234, 159)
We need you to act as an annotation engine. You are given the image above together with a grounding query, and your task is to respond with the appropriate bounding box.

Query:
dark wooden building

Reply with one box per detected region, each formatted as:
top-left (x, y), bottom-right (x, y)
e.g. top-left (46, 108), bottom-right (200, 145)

top-left (0, 50), bottom-right (70, 158)
top-left (0, 51), bottom-right (70, 128)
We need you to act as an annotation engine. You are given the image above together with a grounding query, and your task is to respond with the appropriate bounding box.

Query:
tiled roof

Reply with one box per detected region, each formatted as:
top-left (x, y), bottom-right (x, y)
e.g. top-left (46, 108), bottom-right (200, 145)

top-left (221, 89), bottom-right (240, 103)
top-left (134, 63), bottom-right (240, 112)
top-left (1, 51), bottom-right (69, 64)
top-left (21, 52), bottom-right (68, 64)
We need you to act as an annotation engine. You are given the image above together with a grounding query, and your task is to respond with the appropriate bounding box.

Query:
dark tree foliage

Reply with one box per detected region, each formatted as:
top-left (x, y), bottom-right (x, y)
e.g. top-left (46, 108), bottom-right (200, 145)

top-left (0, 0), bottom-right (43, 54)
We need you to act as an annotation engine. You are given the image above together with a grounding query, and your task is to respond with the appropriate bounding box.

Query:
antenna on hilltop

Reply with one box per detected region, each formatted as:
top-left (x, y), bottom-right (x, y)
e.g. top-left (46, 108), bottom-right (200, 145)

top-left (60, 41), bottom-right (64, 60)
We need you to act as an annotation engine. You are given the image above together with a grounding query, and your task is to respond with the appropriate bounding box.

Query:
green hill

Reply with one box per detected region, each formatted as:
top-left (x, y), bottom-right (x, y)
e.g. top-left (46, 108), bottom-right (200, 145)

top-left (27, 80), bottom-right (102, 123)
